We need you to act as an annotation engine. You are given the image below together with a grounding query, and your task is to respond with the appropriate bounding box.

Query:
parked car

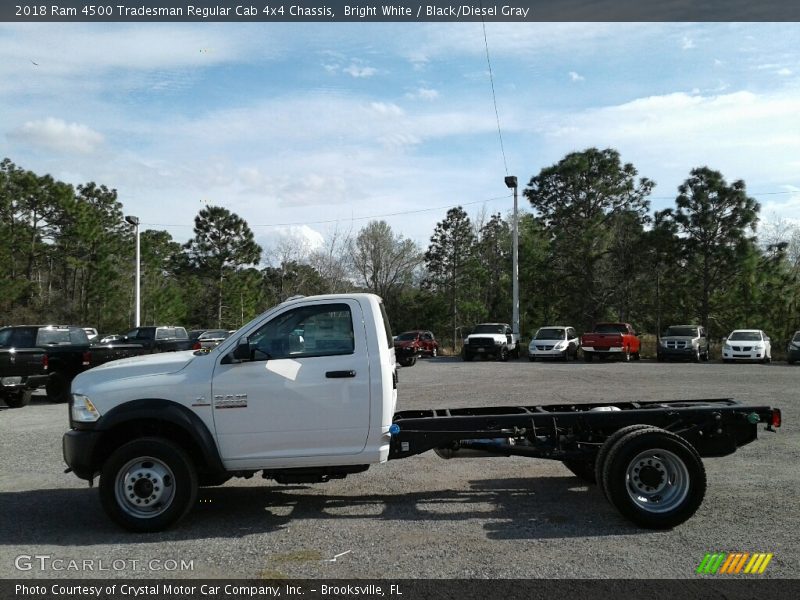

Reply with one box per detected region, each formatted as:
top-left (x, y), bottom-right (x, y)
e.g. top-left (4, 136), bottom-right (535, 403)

top-left (528, 326), bottom-right (579, 361)
top-left (192, 329), bottom-right (233, 350)
top-left (657, 325), bottom-right (710, 362)
top-left (393, 330), bottom-right (439, 367)
top-left (97, 334), bottom-right (124, 344)
top-left (722, 329), bottom-right (771, 363)
top-left (122, 326), bottom-right (192, 353)
top-left (581, 323), bottom-right (641, 362)
top-left (462, 323), bottom-right (520, 361)
top-left (787, 331), bottom-right (800, 365)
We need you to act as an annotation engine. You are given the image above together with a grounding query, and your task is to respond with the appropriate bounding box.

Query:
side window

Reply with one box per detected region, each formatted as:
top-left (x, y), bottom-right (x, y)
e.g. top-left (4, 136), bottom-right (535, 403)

top-left (69, 327), bottom-right (89, 344)
top-left (175, 327), bottom-right (188, 340)
top-left (247, 303), bottom-right (355, 361)
top-left (568, 328), bottom-right (576, 339)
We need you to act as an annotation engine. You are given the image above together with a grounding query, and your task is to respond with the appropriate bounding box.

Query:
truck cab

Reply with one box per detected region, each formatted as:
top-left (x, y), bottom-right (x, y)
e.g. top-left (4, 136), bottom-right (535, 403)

top-left (63, 294), bottom-right (397, 531)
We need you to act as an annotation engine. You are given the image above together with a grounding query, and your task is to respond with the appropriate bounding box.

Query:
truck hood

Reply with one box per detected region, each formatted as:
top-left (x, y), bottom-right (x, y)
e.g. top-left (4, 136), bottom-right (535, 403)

top-left (74, 350), bottom-right (198, 386)
top-left (467, 333), bottom-right (506, 342)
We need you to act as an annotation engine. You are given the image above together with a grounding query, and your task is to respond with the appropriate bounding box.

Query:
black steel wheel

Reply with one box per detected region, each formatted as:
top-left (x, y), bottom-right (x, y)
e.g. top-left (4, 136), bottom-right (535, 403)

top-left (601, 428), bottom-right (706, 529)
top-left (100, 437), bottom-right (198, 532)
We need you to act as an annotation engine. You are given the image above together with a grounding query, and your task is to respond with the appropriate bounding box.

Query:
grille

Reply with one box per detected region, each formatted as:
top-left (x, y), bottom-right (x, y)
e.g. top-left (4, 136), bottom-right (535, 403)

top-left (732, 346), bottom-right (753, 352)
top-left (469, 337), bottom-right (496, 348)
top-left (664, 340), bottom-right (688, 349)
top-left (535, 345), bottom-right (555, 351)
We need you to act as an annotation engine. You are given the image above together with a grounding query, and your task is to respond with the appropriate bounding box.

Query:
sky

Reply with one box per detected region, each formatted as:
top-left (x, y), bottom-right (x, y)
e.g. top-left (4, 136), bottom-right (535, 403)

top-left (1, 21), bottom-right (799, 262)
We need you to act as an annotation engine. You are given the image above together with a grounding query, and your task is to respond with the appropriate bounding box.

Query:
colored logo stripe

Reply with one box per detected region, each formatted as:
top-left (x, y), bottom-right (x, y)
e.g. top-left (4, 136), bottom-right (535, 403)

top-left (697, 553), bottom-right (773, 574)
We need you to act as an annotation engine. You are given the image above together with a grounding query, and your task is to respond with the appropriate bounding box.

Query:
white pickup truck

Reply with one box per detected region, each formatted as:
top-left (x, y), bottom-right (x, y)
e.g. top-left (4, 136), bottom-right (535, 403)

top-left (63, 294), bottom-right (781, 532)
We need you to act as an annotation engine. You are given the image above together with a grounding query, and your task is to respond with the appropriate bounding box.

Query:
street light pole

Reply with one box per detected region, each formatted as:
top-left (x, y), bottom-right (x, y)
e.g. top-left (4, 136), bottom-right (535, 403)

top-left (124, 215), bottom-right (141, 327)
top-left (504, 176), bottom-right (519, 339)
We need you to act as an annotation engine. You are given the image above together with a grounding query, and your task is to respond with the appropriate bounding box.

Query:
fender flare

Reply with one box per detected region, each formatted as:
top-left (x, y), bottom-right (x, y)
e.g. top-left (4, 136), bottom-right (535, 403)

top-left (96, 399), bottom-right (225, 474)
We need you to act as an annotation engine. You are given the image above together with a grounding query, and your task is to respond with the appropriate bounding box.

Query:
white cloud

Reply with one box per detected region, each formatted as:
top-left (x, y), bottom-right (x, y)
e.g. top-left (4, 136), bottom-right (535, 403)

top-left (569, 71), bottom-right (585, 82)
top-left (8, 118), bottom-right (104, 153)
top-left (343, 64), bottom-right (377, 78)
top-left (406, 87), bottom-right (439, 101)
top-left (777, 68), bottom-right (793, 76)
top-left (681, 35), bottom-right (696, 50)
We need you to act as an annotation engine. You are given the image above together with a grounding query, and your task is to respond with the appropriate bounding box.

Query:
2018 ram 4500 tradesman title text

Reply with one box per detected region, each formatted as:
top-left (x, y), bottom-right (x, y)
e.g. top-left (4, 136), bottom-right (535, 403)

top-left (63, 294), bottom-right (781, 532)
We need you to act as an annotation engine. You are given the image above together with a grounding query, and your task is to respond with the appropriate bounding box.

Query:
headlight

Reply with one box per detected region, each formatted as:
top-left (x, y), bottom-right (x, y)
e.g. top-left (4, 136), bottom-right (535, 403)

top-left (659, 339), bottom-right (668, 347)
top-left (790, 343), bottom-right (800, 350)
top-left (71, 394), bottom-right (101, 423)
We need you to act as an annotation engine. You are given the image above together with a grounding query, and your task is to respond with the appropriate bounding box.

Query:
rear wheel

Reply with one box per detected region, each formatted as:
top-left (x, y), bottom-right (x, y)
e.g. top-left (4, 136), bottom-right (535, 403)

top-left (595, 424), bottom-right (658, 499)
top-left (601, 429), bottom-right (706, 529)
top-left (3, 390), bottom-right (32, 409)
top-left (99, 437), bottom-right (198, 532)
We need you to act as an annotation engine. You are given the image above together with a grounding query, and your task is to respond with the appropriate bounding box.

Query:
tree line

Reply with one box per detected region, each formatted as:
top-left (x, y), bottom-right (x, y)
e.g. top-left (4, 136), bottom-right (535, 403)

top-left (2, 149), bottom-right (798, 349)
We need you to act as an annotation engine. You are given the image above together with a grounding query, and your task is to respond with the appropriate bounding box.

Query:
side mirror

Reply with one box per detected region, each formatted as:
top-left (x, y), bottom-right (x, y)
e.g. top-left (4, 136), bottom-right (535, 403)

top-left (232, 339), bottom-right (251, 361)
top-left (722, 337), bottom-right (727, 343)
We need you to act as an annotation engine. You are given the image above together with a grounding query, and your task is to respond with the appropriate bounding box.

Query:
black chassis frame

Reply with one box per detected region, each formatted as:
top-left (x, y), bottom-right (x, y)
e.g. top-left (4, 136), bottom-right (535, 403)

top-left (388, 398), bottom-right (779, 462)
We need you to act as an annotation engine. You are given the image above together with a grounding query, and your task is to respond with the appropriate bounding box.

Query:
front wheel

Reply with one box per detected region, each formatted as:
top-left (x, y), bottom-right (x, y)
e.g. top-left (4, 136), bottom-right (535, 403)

top-left (497, 347), bottom-right (509, 362)
top-left (399, 356), bottom-right (416, 367)
top-left (431, 347), bottom-right (438, 358)
top-left (602, 429), bottom-right (706, 529)
top-left (99, 437), bottom-right (198, 532)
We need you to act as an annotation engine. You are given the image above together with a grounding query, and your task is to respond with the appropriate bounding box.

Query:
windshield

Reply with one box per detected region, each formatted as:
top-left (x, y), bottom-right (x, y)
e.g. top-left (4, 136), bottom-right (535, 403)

top-left (396, 332), bottom-right (419, 341)
top-left (594, 324), bottom-right (627, 334)
top-left (664, 327), bottom-right (698, 337)
top-left (535, 328), bottom-right (565, 340)
top-left (473, 324), bottom-right (505, 334)
top-left (729, 331), bottom-right (762, 341)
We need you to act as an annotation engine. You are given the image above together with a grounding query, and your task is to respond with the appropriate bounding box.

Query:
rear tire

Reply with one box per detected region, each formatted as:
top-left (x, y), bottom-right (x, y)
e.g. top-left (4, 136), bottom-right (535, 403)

top-left (602, 428), bottom-right (706, 529)
top-left (595, 424), bottom-right (658, 499)
top-left (99, 437), bottom-right (198, 532)
top-left (3, 390), bottom-right (32, 409)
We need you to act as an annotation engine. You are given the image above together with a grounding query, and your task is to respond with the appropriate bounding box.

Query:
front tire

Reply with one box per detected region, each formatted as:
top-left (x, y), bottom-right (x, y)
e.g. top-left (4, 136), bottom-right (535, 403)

top-left (602, 429), bottom-right (706, 529)
top-left (498, 347), bottom-right (509, 362)
top-left (100, 437), bottom-right (198, 532)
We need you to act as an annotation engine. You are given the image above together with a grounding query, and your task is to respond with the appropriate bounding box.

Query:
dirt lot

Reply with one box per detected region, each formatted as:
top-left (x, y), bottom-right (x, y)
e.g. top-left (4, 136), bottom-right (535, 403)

top-left (0, 358), bottom-right (797, 579)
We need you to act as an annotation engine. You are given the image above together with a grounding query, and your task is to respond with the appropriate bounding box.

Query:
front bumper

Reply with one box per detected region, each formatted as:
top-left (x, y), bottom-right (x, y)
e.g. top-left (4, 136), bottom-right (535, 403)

top-left (722, 347), bottom-right (766, 361)
top-left (394, 346), bottom-right (418, 358)
top-left (658, 347), bottom-right (698, 359)
top-left (465, 344), bottom-right (502, 356)
top-left (528, 344), bottom-right (567, 358)
top-left (63, 429), bottom-right (103, 480)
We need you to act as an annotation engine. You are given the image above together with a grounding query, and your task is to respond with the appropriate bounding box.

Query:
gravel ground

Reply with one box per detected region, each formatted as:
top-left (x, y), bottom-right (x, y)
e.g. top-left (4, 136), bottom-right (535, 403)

top-left (0, 358), bottom-right (797, 580)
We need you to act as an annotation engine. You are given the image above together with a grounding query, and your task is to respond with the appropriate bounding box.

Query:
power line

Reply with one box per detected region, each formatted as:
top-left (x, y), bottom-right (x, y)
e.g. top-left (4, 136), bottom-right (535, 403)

top-left (480, 6), bottom-right (508, 176)
top-left (143, 193), bottom-right (513, 229)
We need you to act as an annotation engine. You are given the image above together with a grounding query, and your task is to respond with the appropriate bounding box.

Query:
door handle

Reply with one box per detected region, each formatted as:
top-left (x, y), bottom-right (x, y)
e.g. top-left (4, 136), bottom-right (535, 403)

top-left (326, 370), bottom-right (356, 378)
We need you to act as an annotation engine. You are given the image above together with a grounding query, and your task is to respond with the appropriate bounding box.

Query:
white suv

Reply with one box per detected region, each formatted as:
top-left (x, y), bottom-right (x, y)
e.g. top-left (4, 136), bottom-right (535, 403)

top-left (722, 329), bottom-right (771, 363)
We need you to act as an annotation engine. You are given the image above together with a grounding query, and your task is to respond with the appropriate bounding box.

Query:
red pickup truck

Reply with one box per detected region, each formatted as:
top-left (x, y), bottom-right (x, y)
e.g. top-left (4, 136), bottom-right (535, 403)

top-left (581, 323), bottom-right (641, 362)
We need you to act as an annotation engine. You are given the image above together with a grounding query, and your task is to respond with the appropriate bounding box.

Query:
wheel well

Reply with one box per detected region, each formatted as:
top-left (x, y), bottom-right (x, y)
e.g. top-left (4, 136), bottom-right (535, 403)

top-left (94, 419), bottom-right (216, 476)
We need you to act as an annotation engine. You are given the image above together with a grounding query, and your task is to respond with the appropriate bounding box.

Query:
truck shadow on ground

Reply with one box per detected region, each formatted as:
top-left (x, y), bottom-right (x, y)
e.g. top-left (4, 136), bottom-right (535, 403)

top-left (0, 476), bottom-right (645, 546)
